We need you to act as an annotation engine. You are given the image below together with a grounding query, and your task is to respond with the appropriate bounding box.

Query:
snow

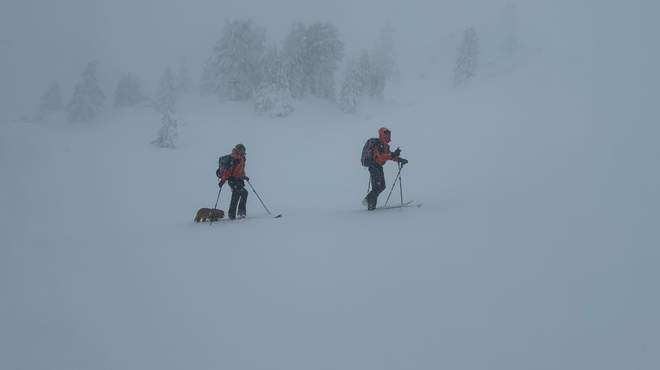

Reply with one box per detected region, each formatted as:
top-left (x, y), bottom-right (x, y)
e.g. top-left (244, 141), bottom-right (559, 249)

top-left (2, 5), bottom-right (660, 370)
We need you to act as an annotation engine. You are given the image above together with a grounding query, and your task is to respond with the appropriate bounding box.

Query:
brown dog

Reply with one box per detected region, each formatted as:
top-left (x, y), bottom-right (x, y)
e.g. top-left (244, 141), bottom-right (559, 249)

top-left (194, 208), bottom-right (225, 222)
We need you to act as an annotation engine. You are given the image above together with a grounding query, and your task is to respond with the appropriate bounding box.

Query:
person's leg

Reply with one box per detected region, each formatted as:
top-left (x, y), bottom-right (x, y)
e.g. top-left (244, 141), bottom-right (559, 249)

top-left (366, 165), bottom-right (385, 210)
top-left (237, 186), bottom-right (248, 218)
top-left (228, 182), bottom-right (241, 220)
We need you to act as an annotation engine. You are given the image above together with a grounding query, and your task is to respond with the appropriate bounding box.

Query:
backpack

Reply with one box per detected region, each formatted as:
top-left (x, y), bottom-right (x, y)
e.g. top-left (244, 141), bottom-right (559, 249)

top-left (216, 154), bottom-right (232, 178)
top-left (361, 138), bottom-right (383, 167)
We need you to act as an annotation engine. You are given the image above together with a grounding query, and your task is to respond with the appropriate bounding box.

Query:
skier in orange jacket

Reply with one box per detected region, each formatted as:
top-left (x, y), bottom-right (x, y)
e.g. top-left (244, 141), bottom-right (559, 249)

top-left (362, 127), bottom-right (408, 210)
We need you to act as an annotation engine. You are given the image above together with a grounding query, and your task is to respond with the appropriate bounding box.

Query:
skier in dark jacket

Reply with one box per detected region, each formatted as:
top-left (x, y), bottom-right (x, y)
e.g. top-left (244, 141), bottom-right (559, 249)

top-left (363, 127), bottom-right (408, 210)
top-left (217, 143), bottom-right (249, 220)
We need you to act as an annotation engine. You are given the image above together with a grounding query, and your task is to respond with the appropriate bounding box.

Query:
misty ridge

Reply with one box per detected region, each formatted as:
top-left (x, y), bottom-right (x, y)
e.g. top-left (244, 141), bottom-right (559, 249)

top-left (19, 4), bottom-right (521, 128)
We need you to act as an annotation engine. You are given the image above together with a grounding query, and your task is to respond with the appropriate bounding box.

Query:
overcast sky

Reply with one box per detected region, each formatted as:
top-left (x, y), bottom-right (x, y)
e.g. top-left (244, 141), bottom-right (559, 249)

top-left (0, 0), bottom-right (657, 120)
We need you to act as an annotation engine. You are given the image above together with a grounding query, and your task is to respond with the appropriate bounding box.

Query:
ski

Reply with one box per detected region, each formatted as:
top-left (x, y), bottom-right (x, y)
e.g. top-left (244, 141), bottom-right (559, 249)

top-left (377, 200), bottom-right (414, 210)
top-left (207, 214), bottom-right (282, 223)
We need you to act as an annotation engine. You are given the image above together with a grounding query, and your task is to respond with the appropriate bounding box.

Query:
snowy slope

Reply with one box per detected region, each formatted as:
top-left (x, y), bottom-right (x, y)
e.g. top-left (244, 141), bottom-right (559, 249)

top-left (2, 40), bottom-right (659, 370)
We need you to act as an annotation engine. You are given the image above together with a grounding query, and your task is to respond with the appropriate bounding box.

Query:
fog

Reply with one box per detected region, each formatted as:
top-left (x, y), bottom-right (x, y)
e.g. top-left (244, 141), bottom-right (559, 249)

top-left (2, 1), bottom-right (660, 369)
top-left (5, 0), bottom-right (656, 121)
top-left (1, 0), bottom-right (561, 119)
top-left (4, 0), bottom-right (656, 122)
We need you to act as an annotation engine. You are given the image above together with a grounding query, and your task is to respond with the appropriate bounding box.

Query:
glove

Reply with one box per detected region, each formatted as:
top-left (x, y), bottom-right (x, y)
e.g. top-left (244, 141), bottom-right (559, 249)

top-left (398, 158), bottom-right (408, 166)
top-left (243, 176), bottom-right (250, 181)
top-left (392, 148), bottom-right (401, 158)
top-left (218, 180), bottom-right (225, 188)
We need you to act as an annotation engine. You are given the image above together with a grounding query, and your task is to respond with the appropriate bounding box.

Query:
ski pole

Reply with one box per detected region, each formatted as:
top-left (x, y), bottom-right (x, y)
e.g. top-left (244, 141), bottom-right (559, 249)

top-left (246, 180), bottom-right (271, 215)
top-left (399, 162), bottom-right (404, 207)
top-left (209, 186), bottom-right (222, 225)
top-left (384, 164), bottom-right (403, 207)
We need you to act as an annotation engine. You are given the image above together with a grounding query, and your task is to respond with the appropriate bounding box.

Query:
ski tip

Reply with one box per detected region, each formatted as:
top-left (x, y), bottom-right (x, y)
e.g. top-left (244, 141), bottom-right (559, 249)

top-left (274, 214), bottom-right (283, 218)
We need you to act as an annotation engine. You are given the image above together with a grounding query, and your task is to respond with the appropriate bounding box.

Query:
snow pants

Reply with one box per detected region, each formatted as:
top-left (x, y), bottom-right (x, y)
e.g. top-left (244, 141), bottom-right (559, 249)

top-left (366, 164), bottom-right (386, 210)
top-left (228, 178), bottom-right (248, 219)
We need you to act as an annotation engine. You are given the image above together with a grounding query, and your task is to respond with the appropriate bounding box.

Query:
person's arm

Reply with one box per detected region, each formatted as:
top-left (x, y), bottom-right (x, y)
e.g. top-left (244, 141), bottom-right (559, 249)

top-left (374, 146), bottom-right (392, 165)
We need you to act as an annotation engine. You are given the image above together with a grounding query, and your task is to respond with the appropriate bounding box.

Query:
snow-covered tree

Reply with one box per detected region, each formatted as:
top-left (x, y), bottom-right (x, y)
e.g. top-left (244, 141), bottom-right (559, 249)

top-left (372, 21), bottom-right (399, 82)
top-left (500, 4), bottom-right (519, 57)
top-left (154, 66), bottom-right (177, 115)
top-left (368, 61), bottom-right (386, 100)
top-left (200, 19), bottom-right (266, 101)
top-left (66, 61), bottom-right (105, 123)
top-left (281, 21), bottom-right (309, 99)
top-left (113, 74), bottom-right (146, 108)
top-left (38, 81), bottom-right (63, 117)
top-left (453, 28), bottom-right (480, 88)
top-left (356, 49), bottom-right (372, 95)
top-left (353, 49), bottom-right (385, 101)
top-left (254, 47), bottom-right (293, 117)
top-left (151, 114), bottom-right (178, 149)
top-left (339, 59), bottom-right (361, 114)
top-left (305, 22), bottom-right (344, 101)
top-left (176, 58), bottom-right (192, 94)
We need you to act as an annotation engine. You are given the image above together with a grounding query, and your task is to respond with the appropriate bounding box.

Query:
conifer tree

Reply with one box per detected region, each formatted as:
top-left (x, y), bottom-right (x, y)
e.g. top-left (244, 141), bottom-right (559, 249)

top-left (254, 47), bottom-right (293, 117)
top-left (200, 19), bottom-right (266, 101)
top-left (151, 114), bottom-right (178, 149)
top-left (372, 21), bottom-right (399, 81)
top-left (66, 61), bottom-right (105, 123)
top-left (281, 21), bottom-right (309, 99)
top-left (368, 62), bottom-right (386, 101)
top-left (355, 49), bottom-right (385, 100)
top-left (113, 74), bottom-right (146, 108)
top-left (154, 66), bottom-right (177, 115)
top-left (339, 59), bottom-right (362, 114)
top-left (305, 22), bottom-right (344, 101)
top-left (38, 81), bottom-right (63, 118)
top-left (357, 49), bottom-right (372, 95)
top-left (453, 28), bottom-right (480, 88)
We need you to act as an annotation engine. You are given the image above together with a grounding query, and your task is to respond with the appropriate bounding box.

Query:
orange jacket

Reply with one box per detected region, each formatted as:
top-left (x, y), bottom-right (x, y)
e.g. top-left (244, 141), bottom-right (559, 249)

top-left (372, 127), bottom-right (400, 166)
top-left (219, 148), bottom-right (246, 182)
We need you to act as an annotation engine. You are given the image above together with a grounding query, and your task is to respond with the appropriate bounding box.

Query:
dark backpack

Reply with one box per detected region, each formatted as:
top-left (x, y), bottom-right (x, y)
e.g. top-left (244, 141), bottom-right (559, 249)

top-left (361, 138), bottom-right (383, 167)
top-left (216, 154), bottom-right (232, 178)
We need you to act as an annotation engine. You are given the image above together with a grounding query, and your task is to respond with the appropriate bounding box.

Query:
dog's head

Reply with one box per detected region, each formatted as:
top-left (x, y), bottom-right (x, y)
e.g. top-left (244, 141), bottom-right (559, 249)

top-left (211, 209), bottom-right (225, 219)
